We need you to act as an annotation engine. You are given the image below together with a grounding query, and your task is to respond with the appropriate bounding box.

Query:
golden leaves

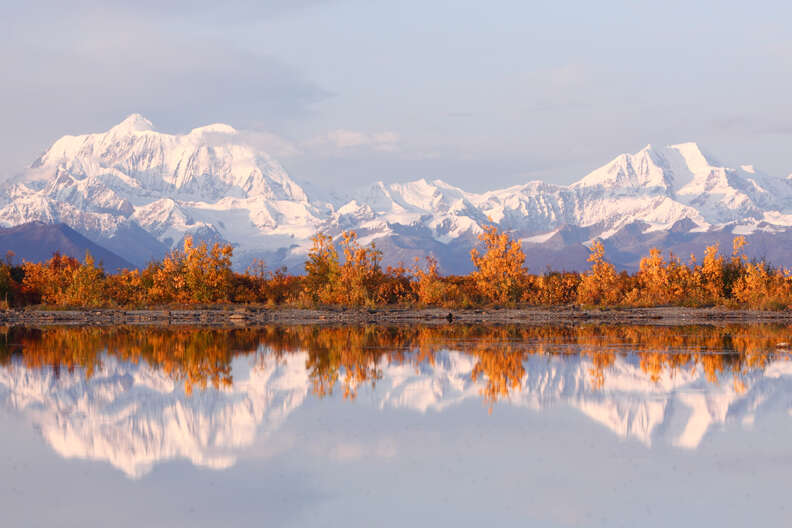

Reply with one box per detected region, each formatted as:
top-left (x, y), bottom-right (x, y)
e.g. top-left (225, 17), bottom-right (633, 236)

top-left (5, 232), bottom-right (792, 311)
top-left (147, 237), bottom-right (235, 304)
top-left (470, 224), bottom-right (527, 304)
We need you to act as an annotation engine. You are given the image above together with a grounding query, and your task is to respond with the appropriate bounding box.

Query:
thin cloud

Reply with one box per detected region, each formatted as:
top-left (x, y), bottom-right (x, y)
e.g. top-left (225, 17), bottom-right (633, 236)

top-left (307, 129), bottom-right (401, 153)
top-left (239, 131), bottom-right (303, 158)
top-left (0, 4), bottom-right (330, 178)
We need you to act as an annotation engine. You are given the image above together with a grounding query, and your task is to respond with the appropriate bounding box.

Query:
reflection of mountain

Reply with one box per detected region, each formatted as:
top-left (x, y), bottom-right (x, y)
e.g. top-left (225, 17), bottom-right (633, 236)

top-left (0, 354), bottom-right (309, 478)
top-left (2, 349), bottom-right (791, 477)
top-left (374, 353), bottom-right (792, 449)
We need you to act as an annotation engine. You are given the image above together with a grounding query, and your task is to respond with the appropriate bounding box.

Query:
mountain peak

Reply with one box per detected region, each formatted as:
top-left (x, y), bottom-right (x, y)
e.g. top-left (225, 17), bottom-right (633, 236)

top-left (571, 144), bottom-right (668, 189)
top-left (7, 116), bottom-right (792, 275)
top-left (110, 114), bottom-right (155, 134)
top-left (667, 142), bottom-right (716, 171)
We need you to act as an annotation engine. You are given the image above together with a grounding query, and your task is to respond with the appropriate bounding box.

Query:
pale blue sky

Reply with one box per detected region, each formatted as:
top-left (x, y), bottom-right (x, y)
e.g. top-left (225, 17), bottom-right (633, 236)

top-left (3, 0), bottom-right (791, 190)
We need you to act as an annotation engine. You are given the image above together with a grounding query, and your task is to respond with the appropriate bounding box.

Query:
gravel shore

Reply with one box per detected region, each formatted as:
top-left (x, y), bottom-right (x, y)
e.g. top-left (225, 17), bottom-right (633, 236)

top-left (2, 306), bottom-right (792, 327)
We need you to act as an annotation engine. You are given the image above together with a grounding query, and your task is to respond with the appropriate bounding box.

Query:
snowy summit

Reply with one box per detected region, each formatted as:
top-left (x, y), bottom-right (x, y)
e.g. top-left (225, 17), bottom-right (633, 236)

top-left (2, 115), bottom-right (792, 272)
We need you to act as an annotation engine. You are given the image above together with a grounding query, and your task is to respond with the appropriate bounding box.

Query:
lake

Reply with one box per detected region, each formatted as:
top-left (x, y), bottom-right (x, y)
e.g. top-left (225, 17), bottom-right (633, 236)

top-left (1, 324), bottom-right (791, 527)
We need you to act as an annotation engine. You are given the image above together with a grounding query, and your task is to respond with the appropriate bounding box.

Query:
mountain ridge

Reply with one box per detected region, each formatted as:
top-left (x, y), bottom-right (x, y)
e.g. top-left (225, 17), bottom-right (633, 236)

top-left (2, 115), bottom-right (792, 272)
top-left (0, 222), bottom-right (133, 270)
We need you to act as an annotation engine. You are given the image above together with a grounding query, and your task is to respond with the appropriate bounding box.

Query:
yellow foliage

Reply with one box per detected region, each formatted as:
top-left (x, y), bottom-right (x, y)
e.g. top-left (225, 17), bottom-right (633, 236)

top-left (470, 224), bottom-right (527, 304)
top-left (11, 230), bottom-right (792, 311)
top-left (148, 237), bottom-right (234, 304)
top-left (336, 231), bottom-right (385, 306)
top-left (633, 249), bottom-right (694, 305)
top-left (303, 232), bottom-right (340, 303)
top-left (694, 243), bottom-right (725, 304)
top-left (22, 252), bottom-right (106, 307)
top-left (577, 241), bottom-right (624, 306)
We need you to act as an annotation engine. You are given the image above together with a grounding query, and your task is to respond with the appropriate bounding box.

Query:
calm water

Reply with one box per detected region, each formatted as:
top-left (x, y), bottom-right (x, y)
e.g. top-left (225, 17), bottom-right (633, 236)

top-left (1, 324), bottom-right (792, 527)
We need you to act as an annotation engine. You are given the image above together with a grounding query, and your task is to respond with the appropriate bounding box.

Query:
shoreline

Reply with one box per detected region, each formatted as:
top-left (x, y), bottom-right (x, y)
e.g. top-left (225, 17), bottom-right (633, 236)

top-left (2, 306), bottom-right (792, 327)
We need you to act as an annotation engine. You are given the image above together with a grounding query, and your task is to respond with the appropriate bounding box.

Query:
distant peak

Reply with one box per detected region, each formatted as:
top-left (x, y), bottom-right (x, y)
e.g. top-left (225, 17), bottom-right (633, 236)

top-left (110, 114), bottom-right (154, 134)
top-left (669, 141), bottom-right (704, 152)
top-left (667, 142), bottom-right (716, 167)
top-left (189, 123), bottom-right (237, 136)
top-left (636, 143), bottom-right (664, 163)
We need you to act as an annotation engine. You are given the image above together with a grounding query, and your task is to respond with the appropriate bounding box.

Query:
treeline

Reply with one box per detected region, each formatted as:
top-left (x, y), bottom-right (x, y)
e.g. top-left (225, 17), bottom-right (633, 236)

top-left (1, 226), bottom-right (792, 309)
top-left (3, 325), bottom-right (790, 400)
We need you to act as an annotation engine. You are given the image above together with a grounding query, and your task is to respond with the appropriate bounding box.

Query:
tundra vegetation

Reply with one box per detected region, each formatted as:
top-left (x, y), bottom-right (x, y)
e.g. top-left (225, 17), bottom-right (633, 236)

top-left (2, 225), bottom-right (792, 310)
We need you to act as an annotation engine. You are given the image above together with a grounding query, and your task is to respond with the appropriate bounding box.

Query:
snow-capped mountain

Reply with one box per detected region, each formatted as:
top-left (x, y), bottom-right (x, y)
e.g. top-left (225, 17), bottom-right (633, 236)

top-left (0, 353), bottom-right (311, 478)
top-left (0, 350), bottom-right (787, 477)
top-left (0, 115), bottom-right (325, 266)
top-left (3, 115), bottom-right (792, 271)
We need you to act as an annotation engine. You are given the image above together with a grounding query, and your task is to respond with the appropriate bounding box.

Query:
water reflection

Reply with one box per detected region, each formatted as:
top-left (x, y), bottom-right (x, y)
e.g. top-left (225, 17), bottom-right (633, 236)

top-left (1, 324), bottom-right (791, 478)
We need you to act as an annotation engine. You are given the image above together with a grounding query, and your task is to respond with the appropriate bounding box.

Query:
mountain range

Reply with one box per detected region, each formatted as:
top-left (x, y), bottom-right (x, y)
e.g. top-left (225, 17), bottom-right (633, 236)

top-left (0, 350), bottom-right (784, 478)
top-left (3, 114), bottom-right (792, 272)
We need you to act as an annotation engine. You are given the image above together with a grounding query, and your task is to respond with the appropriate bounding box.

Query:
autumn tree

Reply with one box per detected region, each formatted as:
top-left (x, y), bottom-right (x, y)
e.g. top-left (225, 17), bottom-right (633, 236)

top-left (522, 271), bottom-right (581, 305)
top-left (377, 262), bottom-right (415, 305)
top-left (336, 231), bottom-right (385, 306)
top-left (0, 252), bottom-right (15, 308)
top-left (699, 243), bottom-right (724, 302)
top-left (13, 225), bottom-right (792, 311)
top-left (410, 256), bottom-right (452, 306)
top-left (148, 237), bottom-right (234, 304)
top-left (630, 248), bottom-right (694, 305)
top-left (577, 241), bottom-right (624, 306)
top-left (689, 241), bottom-right (746, 305)
top-left (731, 256), bottom-right (792, 311)
top-left (724, 236), bottom-right (749, 299)
top-left (470, 224), bottom-right (527, 304)
top-left (21, 252), bottom-right (105, 307)
top-left (105, 268), bottom-right (147, 307)
top-left (303, 232), bottom-right (340, 303)
top-left (67, 253), bottom-right (107, 307)
top-left (264, 265), bottom-right (300, 305)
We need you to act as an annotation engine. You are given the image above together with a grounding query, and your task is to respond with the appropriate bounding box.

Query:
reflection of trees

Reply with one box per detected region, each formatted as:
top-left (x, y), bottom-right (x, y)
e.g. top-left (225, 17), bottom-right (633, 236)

top-left (0, 327), bottom-right (261, 395)
top-left (471, 348), bottom-right (525, 411)
top-left (1, 324), bottom-right (791, 403)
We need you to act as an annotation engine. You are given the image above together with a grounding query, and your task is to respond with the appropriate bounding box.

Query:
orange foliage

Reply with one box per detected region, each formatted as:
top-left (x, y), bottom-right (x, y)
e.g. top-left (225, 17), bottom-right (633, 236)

top-left (9, 230), bottom-right (792, 311)
top-left (336, 231), bottom-right (386, 306)
top-left (577, 241), bottom-right (625, 306)
top-left (303, 232), bottom-right (340, 303)
top-left (22, 252), bottom-right (106, 307)
top-left (470, 224), bottom-right (527, 304)
top-left (148, 237), bottom-right (234, 304)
